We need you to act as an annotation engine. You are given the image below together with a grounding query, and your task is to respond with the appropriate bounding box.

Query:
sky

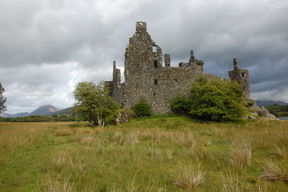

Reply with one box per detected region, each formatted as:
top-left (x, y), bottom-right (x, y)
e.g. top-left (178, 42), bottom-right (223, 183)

top-left (0, 0), bottom-right (287, 114)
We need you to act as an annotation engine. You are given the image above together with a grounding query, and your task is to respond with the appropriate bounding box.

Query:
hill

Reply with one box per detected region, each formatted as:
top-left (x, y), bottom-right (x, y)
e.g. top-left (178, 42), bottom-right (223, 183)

top-left (29, 105), bottom-right (59, 116)
top-left (265, 104), bottom-right (288, 117)
top-left (1, 105), bottom-right (59, 117)
top-left (256, 100), bottom-right (288, 106)
top-left (49, 107), bottom-right (73, 116)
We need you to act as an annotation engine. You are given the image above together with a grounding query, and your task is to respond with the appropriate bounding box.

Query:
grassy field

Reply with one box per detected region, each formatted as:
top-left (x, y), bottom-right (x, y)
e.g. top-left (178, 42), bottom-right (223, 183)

top-left (0, 116), bottom-right (287, 191)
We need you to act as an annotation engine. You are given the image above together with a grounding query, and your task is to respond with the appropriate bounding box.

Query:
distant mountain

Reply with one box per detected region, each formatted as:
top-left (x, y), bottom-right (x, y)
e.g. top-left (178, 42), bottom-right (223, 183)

top-left (256, 100), bottom-right (288, 106)
top-left (30, 105), bottom-right (59, 116)
top-left (0, 105), bottom-right (60, 117)
top-left (0, 112), bottom-right (30, 118)
top-left (49, 107), bottom-right (73, 116)
top-left (9, 112), bottom-right (30, 117)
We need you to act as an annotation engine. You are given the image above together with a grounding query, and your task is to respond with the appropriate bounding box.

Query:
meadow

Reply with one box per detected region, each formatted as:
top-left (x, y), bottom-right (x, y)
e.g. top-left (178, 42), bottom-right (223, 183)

top-left (0, 116), bottom-right (287, 191)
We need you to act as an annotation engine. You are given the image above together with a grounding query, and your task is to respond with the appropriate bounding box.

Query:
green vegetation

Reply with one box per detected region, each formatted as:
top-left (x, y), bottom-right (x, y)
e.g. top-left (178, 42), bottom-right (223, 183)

top-left (73, 81), bottom-right (119, 126)
top-left (1, 116), bottom-right (287, 191)
top-left (0, 115), bottom-right (75, 122)
top-left (132, 98), bottom-right (152, 117)
top-left (0, 83), bottom-right (6, 113)
top-left (265, 104), bottom-right (288, 117)
top-left (171, 77), bottom-right (247, 122)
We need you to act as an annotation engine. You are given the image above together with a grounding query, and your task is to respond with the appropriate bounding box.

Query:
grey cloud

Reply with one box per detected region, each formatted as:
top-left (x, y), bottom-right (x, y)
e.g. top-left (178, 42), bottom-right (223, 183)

top-left (1, 0), bottom-right (288, 113)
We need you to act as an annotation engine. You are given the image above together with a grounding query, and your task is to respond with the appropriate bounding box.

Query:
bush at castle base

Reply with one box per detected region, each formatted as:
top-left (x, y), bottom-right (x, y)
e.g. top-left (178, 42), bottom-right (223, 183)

top-left (171, 77), bottom-right (247, 122)
top-left (132, 99), bottom-right (152, 117)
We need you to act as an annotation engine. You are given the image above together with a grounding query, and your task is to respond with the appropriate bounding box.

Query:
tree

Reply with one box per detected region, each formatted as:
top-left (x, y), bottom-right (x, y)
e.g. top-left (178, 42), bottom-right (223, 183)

top-left (0, 83), bottom-right (6, 113)
top-left (73, 81), bottom-right (119, 126)
top-left (171, 77), bottom-right (247, 121)
top-left (132, 98), bottom-right (152, 117)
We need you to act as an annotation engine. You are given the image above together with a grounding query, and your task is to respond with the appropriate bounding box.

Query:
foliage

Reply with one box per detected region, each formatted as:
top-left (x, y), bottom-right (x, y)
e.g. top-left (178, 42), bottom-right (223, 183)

top-left (171, 77), bottom-right (247, 121)
top-left (73, 81), bottom-right (119, 126)
top-left (0, 83), bottom-right (6, 113)
top-left (265, 104), bottom-right (288, 117)
top-left (0, 115), bottom-right (76, 122)
top-left (170, 94), bottom-right (192, 115)
top-left (132, 98), bottom-right (152, 117)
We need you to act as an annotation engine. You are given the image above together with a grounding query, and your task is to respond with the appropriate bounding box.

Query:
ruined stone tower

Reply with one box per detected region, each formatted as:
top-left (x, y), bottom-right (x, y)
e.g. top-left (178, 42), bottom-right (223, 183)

top-left (228, 58), bottom-right (250, 99)
top-left (108, 21), bottom-right (251, 114)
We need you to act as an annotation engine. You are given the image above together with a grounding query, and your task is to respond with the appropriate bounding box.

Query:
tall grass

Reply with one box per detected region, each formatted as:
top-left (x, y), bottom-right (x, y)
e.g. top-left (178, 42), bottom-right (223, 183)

top-left (261, 161), bottom-right (288, 182)
top-left (229, 139), bottom-right (252, 172)
top-left (174, 165), bottom-right (205, 190)
top-left (0, 118), bottom-right (288, 191)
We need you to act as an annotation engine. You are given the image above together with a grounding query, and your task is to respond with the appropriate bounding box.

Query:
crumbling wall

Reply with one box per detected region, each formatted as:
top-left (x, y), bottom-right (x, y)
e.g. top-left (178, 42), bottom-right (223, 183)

top-left (122, 21), bottom-right (204, 114)
top-left (228, 58), bottom-right (250, 99)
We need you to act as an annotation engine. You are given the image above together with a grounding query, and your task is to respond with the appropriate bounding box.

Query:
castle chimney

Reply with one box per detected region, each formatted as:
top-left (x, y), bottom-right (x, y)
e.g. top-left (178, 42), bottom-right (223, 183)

top-left (164, 54), bottom-right (170, 67)
top-left (190, 50), bottom-right (194, 57)
top-left (233, 58), bottom-right (238, 70)
top-left (136, 21), bottom-right (147, 32)
top-left (189, 50), bottom-right (195, 63)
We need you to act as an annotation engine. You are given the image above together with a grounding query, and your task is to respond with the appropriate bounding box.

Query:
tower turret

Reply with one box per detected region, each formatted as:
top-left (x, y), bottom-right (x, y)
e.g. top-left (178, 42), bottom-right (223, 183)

top-left (228, 58), bottom-right (250, 99)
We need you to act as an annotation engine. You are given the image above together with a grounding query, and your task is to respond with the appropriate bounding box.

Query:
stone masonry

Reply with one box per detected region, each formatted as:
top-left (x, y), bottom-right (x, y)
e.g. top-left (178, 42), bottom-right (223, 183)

top-left (107, 21), bottom-right (251, 114)
top-left (228, 58), bottom-right (250, 99)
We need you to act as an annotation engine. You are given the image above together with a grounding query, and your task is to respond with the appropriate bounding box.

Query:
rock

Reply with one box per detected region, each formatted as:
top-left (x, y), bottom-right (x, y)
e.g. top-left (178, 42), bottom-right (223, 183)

top-left (251, 105), bottom-right (277, 119)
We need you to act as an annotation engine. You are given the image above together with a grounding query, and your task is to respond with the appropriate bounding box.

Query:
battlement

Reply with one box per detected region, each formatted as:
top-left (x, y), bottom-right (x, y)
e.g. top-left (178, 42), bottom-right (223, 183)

top-left (136, 21), bottom-right (147, 32)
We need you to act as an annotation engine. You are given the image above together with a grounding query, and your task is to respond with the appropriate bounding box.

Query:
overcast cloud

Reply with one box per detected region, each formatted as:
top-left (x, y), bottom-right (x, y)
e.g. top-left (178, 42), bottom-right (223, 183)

top-left (0, 0), bottom-right (287, 113)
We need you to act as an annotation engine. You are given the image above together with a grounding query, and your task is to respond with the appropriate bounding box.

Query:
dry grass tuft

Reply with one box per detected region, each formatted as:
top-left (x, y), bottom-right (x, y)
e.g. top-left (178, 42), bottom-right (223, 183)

top-left (52, 151), bottom-right (88, 172)
top-left (229, 139), bottom-right (252, 171)
top-left (113, 131), bottom-right (125, 144)
top-left (39, 173), bottom-right (76, 192)
top-left (269, 146), bottom-right (286, 159)
top-left (124, 131), bottom-right (140, 145)
top-left (221, 170), bottom-right (240, 192)
top-left (79, 135), bottom-right (100, 146)
top-left (73, 127), bottom-right (95, 135)
top-left (55, 127), bottom-right (73, 136)
top-left (261, 161), bottom-right (288, 182)
top-left (174, 165), bottom-right (205, 190)
top-left (173, 133), bottom-right (195, 148)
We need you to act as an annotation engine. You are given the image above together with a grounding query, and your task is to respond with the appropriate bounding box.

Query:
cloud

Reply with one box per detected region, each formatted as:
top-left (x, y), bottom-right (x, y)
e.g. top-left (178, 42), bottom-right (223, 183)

top-left (0, 0), bottom-right (287, 113)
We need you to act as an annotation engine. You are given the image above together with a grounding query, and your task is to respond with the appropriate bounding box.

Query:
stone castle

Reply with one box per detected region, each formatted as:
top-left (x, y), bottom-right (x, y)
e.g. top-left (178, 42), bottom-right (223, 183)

top-left (106, 21), bottom-right (250, 114)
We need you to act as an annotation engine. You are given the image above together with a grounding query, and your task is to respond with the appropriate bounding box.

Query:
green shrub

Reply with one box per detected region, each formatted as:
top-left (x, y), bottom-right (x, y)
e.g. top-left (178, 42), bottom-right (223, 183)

top-left (132, 99), bottom-right (152, 117)
top-left (171, 77), bottom-right (247, 122)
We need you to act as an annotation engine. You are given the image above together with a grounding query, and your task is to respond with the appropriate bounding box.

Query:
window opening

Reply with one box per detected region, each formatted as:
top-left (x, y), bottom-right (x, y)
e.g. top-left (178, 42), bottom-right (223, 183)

top-left (154, 79), bottom-right (158, 85)
top-left (152, 46), bottom-right (157, 52)
top-left (242, 72), bottom-right (246, 78)
top-left (154, 60), bottom-right (158, 68)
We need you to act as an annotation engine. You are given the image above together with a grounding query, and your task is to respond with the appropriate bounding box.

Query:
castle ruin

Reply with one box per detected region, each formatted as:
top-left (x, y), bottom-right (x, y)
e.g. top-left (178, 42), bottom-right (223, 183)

top-left (107, 21), bottom-right (250, 114)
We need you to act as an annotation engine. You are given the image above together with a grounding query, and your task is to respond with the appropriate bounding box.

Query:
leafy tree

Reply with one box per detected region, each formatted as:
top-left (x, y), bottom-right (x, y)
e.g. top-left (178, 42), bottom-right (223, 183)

top-left (0, 83), bottom-right (6, 113)
top-left (73, 81), bottom-right (119, 126)
top-left (171, 77), bottom-right (247, 121)
top-left (132, 98), bottom-right (152, 117)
